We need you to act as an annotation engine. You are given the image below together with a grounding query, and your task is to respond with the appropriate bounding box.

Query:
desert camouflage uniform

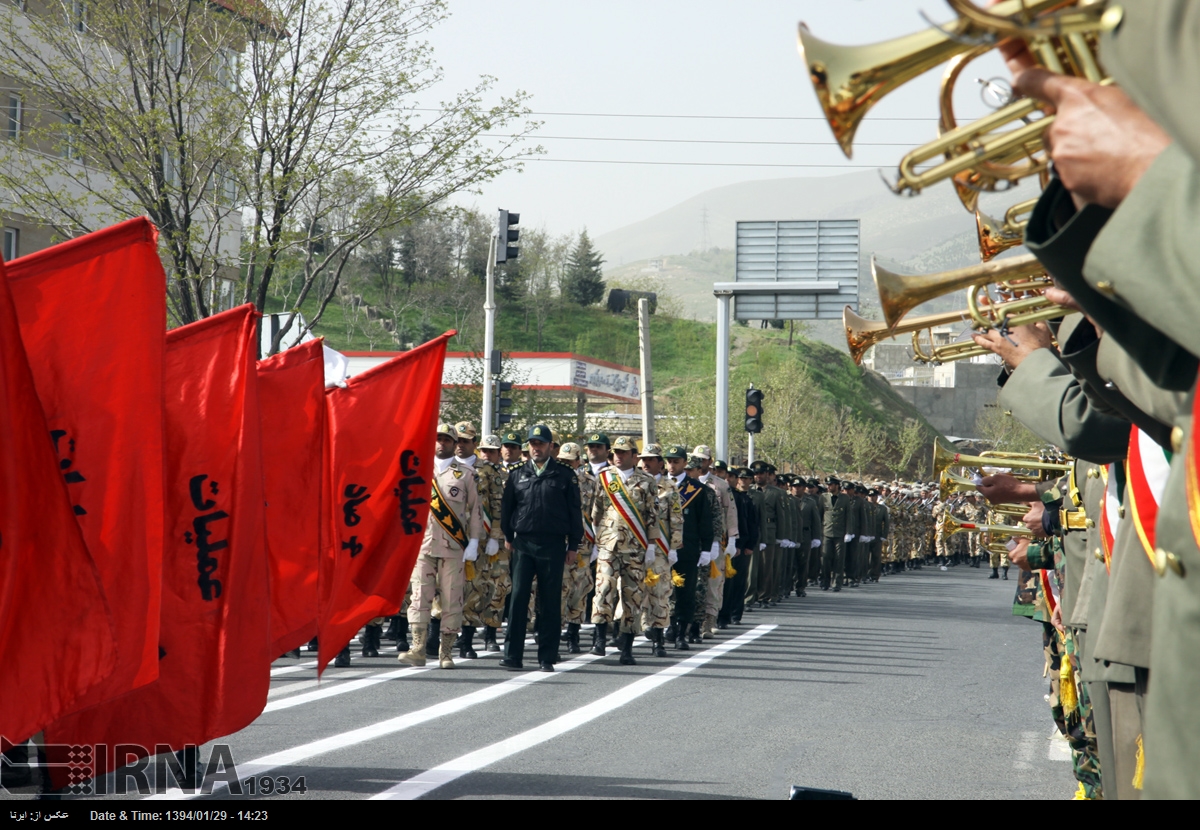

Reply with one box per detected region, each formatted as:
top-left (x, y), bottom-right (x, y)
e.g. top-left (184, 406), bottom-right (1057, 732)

top-left (409, 457), bottom-right (483, 636)
top-left (962, 499), bottom-right (984, 560)
top-left (465, 459), bottom-right (508, 628)
top-left (642, 473), bottom-right (683, 631)
top-left (563, 465), bottom-right (600, 624)
top-left (591, 467), bottom-right (662, 635)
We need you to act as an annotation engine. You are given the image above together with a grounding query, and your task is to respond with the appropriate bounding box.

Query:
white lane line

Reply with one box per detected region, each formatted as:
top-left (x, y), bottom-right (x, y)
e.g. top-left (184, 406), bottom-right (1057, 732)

top-left (1047, 733), bottom-right (1072, 762)
top-left (1013, 730), bottom-right (1040, 770)
top-left (270, 660), bottom-right (318, 676)
top-left (267, 670), bottom-right (369, 699)
top-left (149, 649), bottom-right (601, 800)
top-left (371, 623), bottom-right (777, 801)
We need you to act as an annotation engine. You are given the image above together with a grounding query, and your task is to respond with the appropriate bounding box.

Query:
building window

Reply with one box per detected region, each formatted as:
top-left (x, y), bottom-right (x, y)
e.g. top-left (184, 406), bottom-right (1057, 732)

top-left (62, 112), bottom-right (81, 161)
top-left (70, 2), bottom-right (87, 33)
top-left (5, 94), bottom-right (21, 141)
top-left (2, 227), bottom-right (18, 262)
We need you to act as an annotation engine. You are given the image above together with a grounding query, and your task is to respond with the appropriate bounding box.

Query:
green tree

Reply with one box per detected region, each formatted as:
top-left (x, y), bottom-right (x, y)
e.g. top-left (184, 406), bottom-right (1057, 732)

top-left (562, 229), bottom-right (605, 307)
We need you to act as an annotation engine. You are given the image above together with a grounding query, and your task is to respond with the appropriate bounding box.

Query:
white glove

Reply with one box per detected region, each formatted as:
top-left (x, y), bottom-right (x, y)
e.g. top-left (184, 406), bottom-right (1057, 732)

top-left (811, 539), bottom-right (822, 549)
top-left (463, 539), bottom-right (480, 562)
top-left (485, 538), bottom-right (500, 557)
top-left (786, 539), bottom-right (797, 549)
top-left (590, 544), bottom-right (599, 564)
top-left (725, 537), bottom-right (738, 556)
top-left (698, 549), bottom-right (712, 568)
top-left (710, 541), bottom-right (721, 558)
top-left (645, 547), bottom-right (656, 566)
top-left (759, 543), bottom-right (767, 551)
top-left (669, 549), bottom-right (679, 566)
top-left (844, 534), bottom-right (855, 543)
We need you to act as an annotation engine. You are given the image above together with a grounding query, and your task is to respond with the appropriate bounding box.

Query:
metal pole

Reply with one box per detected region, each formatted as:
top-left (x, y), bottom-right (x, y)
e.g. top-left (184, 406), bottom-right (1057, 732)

top-left (637, 298), bottom-right (654, 446)
top-left (715, 292), bottom-right (731, 462)
top-left (748, 432), bottom-right (755, 466)
top-left (482, 234), bottom-right (497, 433)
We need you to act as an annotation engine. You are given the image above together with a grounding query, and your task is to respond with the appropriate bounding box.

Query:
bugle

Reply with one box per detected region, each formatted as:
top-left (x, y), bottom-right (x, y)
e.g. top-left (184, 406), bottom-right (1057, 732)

top-left (933, 439), bottom-right (1071, 480)
top-left (874, 253), bottom-right (1045, 329)
top-left (843, 305), bottom-right (970, 366)
top-left (976, 197), bottom-right (1038, 261)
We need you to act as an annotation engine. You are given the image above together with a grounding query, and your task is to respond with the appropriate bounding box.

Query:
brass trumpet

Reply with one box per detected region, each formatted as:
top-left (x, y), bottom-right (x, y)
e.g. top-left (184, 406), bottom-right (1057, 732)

top-left (944, 0), bottom-right (1119, 41)
top-left (796, 0), bottom-right (1068, 157)
top-left (933, 439), bottom-right (1071, 480)
top-left (874, 253), bottom-right (1045, 329)
top-left (976, 198), bottom-right (1037, 261)
top-left (843, 305), bottom-right (971, 366)
top-left (941, 513), bottom-right (1034, 538)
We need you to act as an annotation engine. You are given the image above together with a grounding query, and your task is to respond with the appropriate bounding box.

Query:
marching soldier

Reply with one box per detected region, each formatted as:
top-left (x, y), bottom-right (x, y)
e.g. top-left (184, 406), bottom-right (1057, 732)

top-left (458, 428), bottom-right (506, 659)
top-left (500, 431), bottom-right (524, 472)
top-left (746, 461), bottom-right (782, 608)
top-left (399, 423), bottom-right (482, 670)
top-left (820, 477), bottom-right (849, 592)
top-left (667, 450), bottom-right (714, 650)
top-left (722, 468), bottom-right (758, 626)
top-left (558, 442), bottom-right (597, 654)
top-left (692, 447), bottom-right (736, 637)
top-left (869, 489), bottom-right (888, 582)
top-left (639, 443), bottom-right (682, 657)
top-left (590, 435), bottom-right (661, 665)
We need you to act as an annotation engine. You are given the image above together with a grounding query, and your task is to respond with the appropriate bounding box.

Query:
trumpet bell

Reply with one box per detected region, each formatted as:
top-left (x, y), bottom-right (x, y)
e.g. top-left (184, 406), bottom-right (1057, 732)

top-left (843, 305), bottom-right (972, 366)
top-left (874, 252), bottom-right (1044, 329)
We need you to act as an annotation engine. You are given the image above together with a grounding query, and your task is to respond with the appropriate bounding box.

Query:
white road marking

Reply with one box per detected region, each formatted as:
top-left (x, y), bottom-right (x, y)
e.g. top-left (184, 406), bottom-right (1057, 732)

top-left (370, 623), bottom-right (777, 800)
top-left (270, 660), bottom-right (318, 676)
top-left (1047, 733), bottom-right (1072, 762)
top-left (1014, 730), bottom-right (1040, 770)
top-left (149, 648), bottom-right (600, 800)
top-left (267, 670), bottom-right (369, 699)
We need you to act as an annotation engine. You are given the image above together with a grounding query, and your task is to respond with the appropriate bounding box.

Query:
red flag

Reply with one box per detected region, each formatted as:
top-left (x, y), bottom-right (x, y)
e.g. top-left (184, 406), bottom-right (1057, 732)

top-left (257, 339), bottom-right (324, 654)
top-left (46, 305), bottom-right (270, 784)
top-left (0, 262), bottom-right (116, 745)
top-left (7, 218), bottom-right (165, 709)
top-left (319, 333), bottom-right (453, 673)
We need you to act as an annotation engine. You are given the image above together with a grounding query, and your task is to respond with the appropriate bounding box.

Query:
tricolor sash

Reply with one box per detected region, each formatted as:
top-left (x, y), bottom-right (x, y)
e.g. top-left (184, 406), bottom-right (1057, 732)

top-left (1186, 390), bottom-right (1200, 550)
top-left (598, 468), bottom-right (650, 551)
top-left (1126, 425), bottom-right (1171, 567)
top-left (1099, 463), bottom-right (1124, 574)
top-left (430, 476), bottom-right (470, 550)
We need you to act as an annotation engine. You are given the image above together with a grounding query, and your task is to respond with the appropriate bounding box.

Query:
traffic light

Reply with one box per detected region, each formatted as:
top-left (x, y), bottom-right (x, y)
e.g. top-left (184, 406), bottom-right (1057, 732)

top-left (745, 387), bottom-right (764, 434)
top-left (496, 209), bottom-right (520, 263)
top-left (495, 380), bottom-right (514, 427)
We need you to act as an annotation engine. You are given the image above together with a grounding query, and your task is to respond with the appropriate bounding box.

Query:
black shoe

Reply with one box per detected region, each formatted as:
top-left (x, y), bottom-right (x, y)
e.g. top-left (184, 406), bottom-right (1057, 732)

top-left (484, 626), bottom-right (500, 652)
top-left (591, 623), bottom-right (608, 656)
top-left (664, 621), bottom-right (677, 641)
top-left (567, 623), bottom-right (582, 654)
top-left (499, 657), bottom-right (524, 671)
top-left (732, 616), bottom-right (742, 624)
top-left (652, 628), bottom-right (668, 657)
top-left (833, 586), bottom-right (842, 593)
top-left (361, 625), bottom-right (380, 658)
top-left (538, 661), bottom-right (554, 672)
top-left (799, 590), bottom-right (807, 597)
top-left (688, 622), bottom-right (701, 644)
top-left (989, 568), bottom-right (999, 579)
top-left (1002, 568), bottom-right (1009, 581)
top-left (333, 645), bottom-right (351, 668)
top-left (717, 620), bottom-right (729, 630)
top-left (306, 636), bottom-right (319, 652)
top-left (675, 632), bottom-right (690, 650)
top-left (396, 618), bottom-right (410, 653)
top-left (384, 615), bottom-right (401, 642)
top-left (459, 625), bottom-right (478, 659)
top-left (285, 648), bottom-right (301, 658)
top-left (425, 618), bottom-right (441, 657)
top-left (619, 633), bottom-right (637, 666)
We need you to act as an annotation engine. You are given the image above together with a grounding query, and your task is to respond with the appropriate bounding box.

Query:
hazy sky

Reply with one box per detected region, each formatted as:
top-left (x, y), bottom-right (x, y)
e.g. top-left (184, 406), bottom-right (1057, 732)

top-left (423, 0), bottom-right (1009, 240)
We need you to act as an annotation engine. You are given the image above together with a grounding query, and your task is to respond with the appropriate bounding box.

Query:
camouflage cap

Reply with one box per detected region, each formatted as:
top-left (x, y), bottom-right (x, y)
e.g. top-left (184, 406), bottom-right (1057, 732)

top-left (639, 442), bottom-right (664, 459)
top-left (663, 445), bottom-right (688, 460)
top-left (521, 442), bottom-right (530, 451)
top-left (584, 431), bottom-right (611, 447)
top-left (436, 422), bottom-right (459, 440)
top-left (454, 421), bottom-right (478, 441)
top-left (558, 442), bottom-right (582, 461)
top-left (501, 430), bottom-right (523, 447)
top-left (689, 444), bottom-right (713, 460)
top-left (685, 456), bottom-right (705, 470)
top-left (527, 424), bottom-right (553, 443)
top-left (611, 435), bottom-right (639, 452)
top-left (478, 434), bottom-right (501, 450)
top-left (549, 429), bottom-right (561, 446)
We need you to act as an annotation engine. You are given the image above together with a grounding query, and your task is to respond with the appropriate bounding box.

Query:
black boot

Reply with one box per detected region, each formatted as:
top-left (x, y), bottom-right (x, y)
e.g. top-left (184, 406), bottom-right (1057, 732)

top-left (426, 618), bottom-right (440, 657)
top-left (591, 623), bottom-right (608, 656)
top-left (458, 625), bottom-right (477, 659)
top-left (396, 618), bottom-right (409, 653)
top-left (675, 626), bottom-right (690, 650)
top-left (361, 625), bottom-right (380, 658)
top-left (285, 647), bottom-right (301, 658)
top-left (333, 645), bottom-right (351, 668)
top-left (306, 636), bottom-right (318, 652)
top-left (652, 628), bottom-right (667, 657)
top-left (610, 627), bottom-right (622, 648)
top-left (484, 625), bottom-right (500, 652)
top-left (989, 567), bottom-right (999, 579)
top-left (664, 619), bottom-right (677, 642)
top-left (619, 632), bottom-right (637, 666)
top-left (384, 615), bottom-right (400, 642)
top-left (1002, 566), bottom-right (1009, 580)
top-left (688, 621), bottom-right (701, 644)
top-left (567, 623), bottom-right (581, 654)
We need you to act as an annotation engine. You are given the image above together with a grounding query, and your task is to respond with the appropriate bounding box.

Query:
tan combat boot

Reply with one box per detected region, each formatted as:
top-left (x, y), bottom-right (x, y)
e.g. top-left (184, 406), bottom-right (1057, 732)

top-left (439, 632), bottom-right (457, 669)
top-left (702, 614), bottom-right (717, 639)
top-left (398, 627), bottom-right (427, 667)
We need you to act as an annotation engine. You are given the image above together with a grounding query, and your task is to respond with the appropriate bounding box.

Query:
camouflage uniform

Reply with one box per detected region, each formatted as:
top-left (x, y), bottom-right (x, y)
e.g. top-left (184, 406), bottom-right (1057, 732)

top-left (643, 465), bottom-right (683, 632)
top-left (591, 459), bottom-right (661, 636)
top-left (463, 454), bottom-right (507, 628)
top-left (563, 459), bottom-right (599, 625)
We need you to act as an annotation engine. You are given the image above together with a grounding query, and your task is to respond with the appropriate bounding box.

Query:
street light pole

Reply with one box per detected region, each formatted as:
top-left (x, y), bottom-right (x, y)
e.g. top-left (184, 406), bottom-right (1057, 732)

top-left (482, 233), bottom-right (497, 433)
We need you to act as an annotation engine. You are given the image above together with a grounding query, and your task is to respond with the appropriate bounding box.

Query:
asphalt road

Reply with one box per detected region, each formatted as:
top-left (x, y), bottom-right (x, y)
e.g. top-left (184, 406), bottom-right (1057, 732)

top-left (77, 566), bottom-right (1078, 800)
